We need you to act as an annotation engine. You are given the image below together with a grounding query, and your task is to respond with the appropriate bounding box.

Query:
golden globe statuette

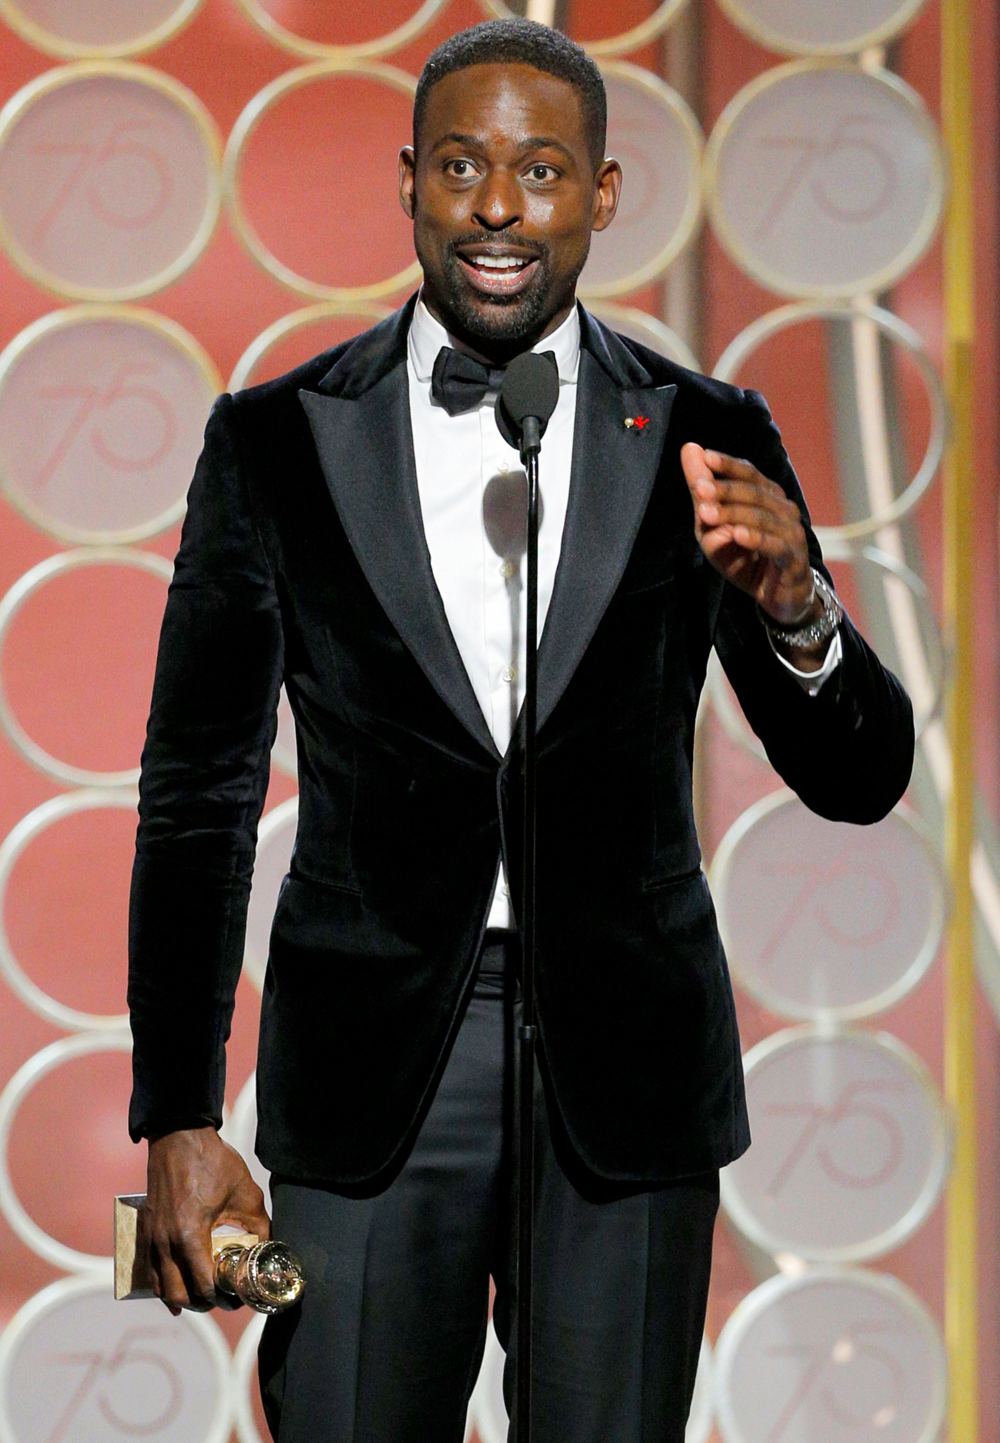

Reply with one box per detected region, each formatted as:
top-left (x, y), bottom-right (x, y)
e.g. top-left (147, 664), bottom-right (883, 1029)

top-left (114, 1193), bottom-right (305, 1313)
top-left (213, 1237), bottom-right (305, 1314)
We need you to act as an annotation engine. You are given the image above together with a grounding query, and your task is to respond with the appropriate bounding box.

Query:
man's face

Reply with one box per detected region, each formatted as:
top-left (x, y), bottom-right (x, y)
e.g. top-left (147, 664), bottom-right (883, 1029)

top-left (399, 63), bottom-right (620, 358)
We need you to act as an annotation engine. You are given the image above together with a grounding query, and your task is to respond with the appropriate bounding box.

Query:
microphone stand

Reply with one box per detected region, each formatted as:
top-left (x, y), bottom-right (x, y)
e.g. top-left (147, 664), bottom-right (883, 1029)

top-left (516, 411), bottom-right (541, 1443)
top-left (498, 351), bottom-right (557, 1443)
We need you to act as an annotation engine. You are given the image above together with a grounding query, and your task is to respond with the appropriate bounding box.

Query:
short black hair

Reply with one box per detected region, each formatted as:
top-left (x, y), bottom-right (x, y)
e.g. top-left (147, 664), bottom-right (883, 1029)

top-left (414, 19), bottom-right (607, 168)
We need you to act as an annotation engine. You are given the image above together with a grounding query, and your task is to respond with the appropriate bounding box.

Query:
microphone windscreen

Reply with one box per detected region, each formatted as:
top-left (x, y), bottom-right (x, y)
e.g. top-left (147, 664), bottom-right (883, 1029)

top-left (499, 351), bottom-right (559, 428)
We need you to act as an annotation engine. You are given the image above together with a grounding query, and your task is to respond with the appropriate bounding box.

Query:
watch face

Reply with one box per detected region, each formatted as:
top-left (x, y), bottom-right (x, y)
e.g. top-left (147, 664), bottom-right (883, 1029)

top-left (765, 569), bottom-right (841, 646)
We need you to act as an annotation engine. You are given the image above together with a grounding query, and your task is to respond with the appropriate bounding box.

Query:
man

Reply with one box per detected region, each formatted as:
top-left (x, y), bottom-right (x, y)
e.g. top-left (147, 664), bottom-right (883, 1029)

top-left (127, 19), bottom-right (914, 1443)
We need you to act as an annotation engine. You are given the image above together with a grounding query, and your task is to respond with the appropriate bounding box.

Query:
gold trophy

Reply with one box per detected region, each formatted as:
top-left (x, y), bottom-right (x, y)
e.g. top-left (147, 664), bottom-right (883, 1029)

top-left (114, 1194), bottom-right (305, 1314)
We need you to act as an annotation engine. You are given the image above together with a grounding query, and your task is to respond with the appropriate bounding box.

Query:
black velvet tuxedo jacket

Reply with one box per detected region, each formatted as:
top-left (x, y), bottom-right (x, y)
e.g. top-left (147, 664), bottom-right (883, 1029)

top-left (127, 297), bottom-right (914, 1187)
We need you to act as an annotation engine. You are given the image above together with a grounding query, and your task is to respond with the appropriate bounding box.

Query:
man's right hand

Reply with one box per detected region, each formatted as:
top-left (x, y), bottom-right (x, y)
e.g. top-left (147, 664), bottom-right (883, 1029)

top-left (145, 1126), bottom-right (271, 1315)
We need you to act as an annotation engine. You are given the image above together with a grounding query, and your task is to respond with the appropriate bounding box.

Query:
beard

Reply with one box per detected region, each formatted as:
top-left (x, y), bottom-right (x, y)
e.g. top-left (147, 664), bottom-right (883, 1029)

top-left (419, 231), bottom-right (586, 354)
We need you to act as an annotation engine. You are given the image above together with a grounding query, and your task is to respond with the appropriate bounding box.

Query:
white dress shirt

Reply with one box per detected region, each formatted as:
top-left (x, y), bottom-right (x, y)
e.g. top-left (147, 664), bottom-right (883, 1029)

top-left (405, 296), bottom-right (840, 929)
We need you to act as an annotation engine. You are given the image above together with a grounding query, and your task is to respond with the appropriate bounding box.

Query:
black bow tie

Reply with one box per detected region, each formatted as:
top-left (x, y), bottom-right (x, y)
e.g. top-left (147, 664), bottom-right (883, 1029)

top-left (431, 347), bottom-right (508, 416)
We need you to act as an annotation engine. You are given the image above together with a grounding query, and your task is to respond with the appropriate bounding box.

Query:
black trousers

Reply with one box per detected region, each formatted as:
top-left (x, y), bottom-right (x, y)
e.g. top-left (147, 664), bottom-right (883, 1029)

top-left (259, 933), bottom-right (720, 1442)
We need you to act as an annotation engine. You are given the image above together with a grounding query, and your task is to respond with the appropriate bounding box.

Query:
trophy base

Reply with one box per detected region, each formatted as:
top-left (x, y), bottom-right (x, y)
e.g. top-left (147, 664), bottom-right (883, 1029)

top-left (114, 1193), bottom-right (258, 1301)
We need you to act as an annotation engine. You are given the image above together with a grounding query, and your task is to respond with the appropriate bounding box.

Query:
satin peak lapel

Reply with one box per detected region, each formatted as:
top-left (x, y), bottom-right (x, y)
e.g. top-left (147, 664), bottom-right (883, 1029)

top-left (298, 368), bottom-right (499, 759)
top-left (536, 349), bottom-right (677, 733)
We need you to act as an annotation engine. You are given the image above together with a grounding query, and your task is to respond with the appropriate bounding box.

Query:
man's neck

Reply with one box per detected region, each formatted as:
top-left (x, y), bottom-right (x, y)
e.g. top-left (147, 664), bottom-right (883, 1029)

top-left (420, 295), bottom-right (574, 366)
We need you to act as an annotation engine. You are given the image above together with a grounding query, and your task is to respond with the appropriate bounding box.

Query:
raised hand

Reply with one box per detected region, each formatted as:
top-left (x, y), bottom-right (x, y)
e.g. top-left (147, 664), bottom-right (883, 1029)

top-left (679, 441), bottom-right (817, 627)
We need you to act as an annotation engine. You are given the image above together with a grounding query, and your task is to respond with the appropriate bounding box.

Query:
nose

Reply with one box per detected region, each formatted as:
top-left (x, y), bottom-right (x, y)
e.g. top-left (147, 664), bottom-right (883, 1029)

top-left (472, 168), bottom-right (522, 231)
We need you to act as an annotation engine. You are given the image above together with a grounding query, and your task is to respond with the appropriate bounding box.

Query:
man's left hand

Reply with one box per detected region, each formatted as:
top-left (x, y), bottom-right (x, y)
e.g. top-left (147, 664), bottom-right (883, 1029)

top-left (680, 441), bottom-right (815, 625)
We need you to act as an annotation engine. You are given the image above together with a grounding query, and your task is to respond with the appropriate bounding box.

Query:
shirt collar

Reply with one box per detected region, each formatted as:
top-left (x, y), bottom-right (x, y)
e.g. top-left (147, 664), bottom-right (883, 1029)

top-left (407, 291), bottom-right (581, 387)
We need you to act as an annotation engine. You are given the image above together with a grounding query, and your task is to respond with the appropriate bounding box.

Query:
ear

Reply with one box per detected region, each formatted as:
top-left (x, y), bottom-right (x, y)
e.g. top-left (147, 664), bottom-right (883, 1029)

top-left (399, 146), bottom-right (416, 219)
top-left (591, 157), bottom-right (622, 234)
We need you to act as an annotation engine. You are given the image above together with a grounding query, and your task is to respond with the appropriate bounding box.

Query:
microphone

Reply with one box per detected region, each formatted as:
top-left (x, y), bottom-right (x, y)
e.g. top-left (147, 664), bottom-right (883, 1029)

top-left (497, 351), bottom-right (559, 461)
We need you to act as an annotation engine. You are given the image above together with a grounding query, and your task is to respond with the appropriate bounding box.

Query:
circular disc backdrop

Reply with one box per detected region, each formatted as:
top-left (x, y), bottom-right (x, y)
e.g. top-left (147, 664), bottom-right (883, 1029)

top-left (224, 61), bottom-right (420, 301)
top-left (235, 0), bottom-right (447, 59)
top-left (0, 1032), bottom-right (137, 1271)
top-left (229, 302), bottom-right (393, 391)
top-left (704, 62), bottom-right (945, 298)
top-left (580, 63), bottom-right (702, 298)
top-left (716, 0), bottom-right (931, 56)
top-left (588, 303), bottom-right (700, 370)
top-left (712, 301), bottom-right (947, 540)
top-left (243, 798), bottom-right (298, 991)
top-left (721, 1026), bottom-right (950, 1261)
top-left (0, 306), bottom-right (220, 543)
top-left (0, 63), bottom-right (221, 300)
top-left (0, 0), bottom-right (205, 58)
top-left (232, 1312), bottom-right (269, 1443)
top-left (714, 1267), bottom-right (946, 1443)
top-left (0, 548), bottom-right (172, 785)
top-left (479, 0), bottom-right (690, 57)
top-left (710, 790), bottom-right (946, 1020)
top-left (0, 790), bottom-right (138, 1030)
top-left (0, 1274), bottom-right (233, 1443)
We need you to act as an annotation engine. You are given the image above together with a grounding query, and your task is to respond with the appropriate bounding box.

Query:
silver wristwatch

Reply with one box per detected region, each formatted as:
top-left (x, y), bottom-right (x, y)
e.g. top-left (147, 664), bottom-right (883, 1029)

top-left (758, 568), bottom-right (843, 649)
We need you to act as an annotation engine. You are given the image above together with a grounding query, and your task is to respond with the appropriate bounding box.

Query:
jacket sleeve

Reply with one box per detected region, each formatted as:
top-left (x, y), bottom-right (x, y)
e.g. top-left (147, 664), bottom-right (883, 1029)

top-left (712, 387), bottom-right (915, 823)
top-left (127, 392), bottom-right (284, 1142)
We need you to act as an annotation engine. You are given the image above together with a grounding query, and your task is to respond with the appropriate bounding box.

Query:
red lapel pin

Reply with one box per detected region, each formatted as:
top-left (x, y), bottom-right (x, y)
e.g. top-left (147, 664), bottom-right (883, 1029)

top-left (624, 416), bottom-right (650, 430)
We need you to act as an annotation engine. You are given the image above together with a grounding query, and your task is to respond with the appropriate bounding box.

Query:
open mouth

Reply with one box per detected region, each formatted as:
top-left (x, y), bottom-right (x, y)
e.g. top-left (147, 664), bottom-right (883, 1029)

top-left (455, 249), bottom-right (541, 297)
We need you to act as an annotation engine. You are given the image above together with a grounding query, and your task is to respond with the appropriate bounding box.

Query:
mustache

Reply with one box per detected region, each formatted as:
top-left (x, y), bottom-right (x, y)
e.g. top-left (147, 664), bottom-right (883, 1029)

top-left (448, 232), bottom-right (547, 259)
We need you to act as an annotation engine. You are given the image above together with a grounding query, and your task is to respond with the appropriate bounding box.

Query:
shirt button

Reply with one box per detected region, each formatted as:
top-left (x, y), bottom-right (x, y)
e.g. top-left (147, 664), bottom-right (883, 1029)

top-left (500, 559), bottom-right (516, 579)
top-left (497, 461), bottom-right (510, 474)
top-left (502, 666), bottom-right (517, 684)
top-left (502, 883), bottom-right (510, 898)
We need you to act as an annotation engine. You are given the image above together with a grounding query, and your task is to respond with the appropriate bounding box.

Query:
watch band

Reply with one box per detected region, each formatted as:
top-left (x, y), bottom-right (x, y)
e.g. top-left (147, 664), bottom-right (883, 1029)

top-left (758, 568), bottom-right (844, 650)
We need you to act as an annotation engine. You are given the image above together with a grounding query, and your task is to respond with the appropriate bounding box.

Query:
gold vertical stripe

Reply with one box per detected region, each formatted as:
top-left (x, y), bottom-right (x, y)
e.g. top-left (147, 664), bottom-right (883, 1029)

top-left (942, 2), bottom-right (976, 340)
top-left (941, 0), bottom-right (978, 1438)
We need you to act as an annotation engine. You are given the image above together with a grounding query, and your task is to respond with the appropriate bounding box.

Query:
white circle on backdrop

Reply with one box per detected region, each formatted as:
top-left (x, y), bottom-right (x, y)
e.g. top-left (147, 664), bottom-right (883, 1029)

top-left (686, 1335), bottom-right (715, 1443)
top-left (712, 301), bottom-right (947, 541)
top-left (710, 790), bottom-right (946, 1021)
top-left (0, 547), bottom-right (172, 785)
top-left (271, 686), bottom-right (297, 779)
top-left (0, 788), bottom-right (137, 1030)
top-left (229, 302), bottom-right (393, 393)
top-left (464, 1322), bottom-right (507, 1443)
top-left (0, 63), bottom-right (221, 301)
top-left (0, 307), bottom-right (220, 543)
top-left (233, 1312), bottom-right (267, 1443)
top-left (223, 61), bottom-right (420, 302)
top-left (579, 63), bottom-right (702, 298)
top-left (704, 62), bottom-right (945, 298)
top-left (478, 0), bottom-right (690, 57)
top-left (234, 0), bottom-right (446, 59)
top-left (0, 0), bottom-right (205, 58)
top-left (716, 0), bottom-right (930, 56)
top-left (220, 1073), bottom-right (271, 1216)
top-left (0, 1030), bottom-right (132, 1271)
top-left (721, 1027), bottom-right (950, 1262)
top-left (588, 303), bottom-right (700, 371)
top-left (714, 1266), bottom-right (946, 1443)
top-left (0, 1273), bottom-right (233, 1443)
top-left (244, 798), bottom-right (298, 991)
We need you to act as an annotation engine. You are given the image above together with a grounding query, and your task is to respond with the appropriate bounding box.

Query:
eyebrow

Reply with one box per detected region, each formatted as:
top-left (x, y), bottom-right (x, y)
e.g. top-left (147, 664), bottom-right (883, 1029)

top-left (430, 131), bottom-right (576, 164)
